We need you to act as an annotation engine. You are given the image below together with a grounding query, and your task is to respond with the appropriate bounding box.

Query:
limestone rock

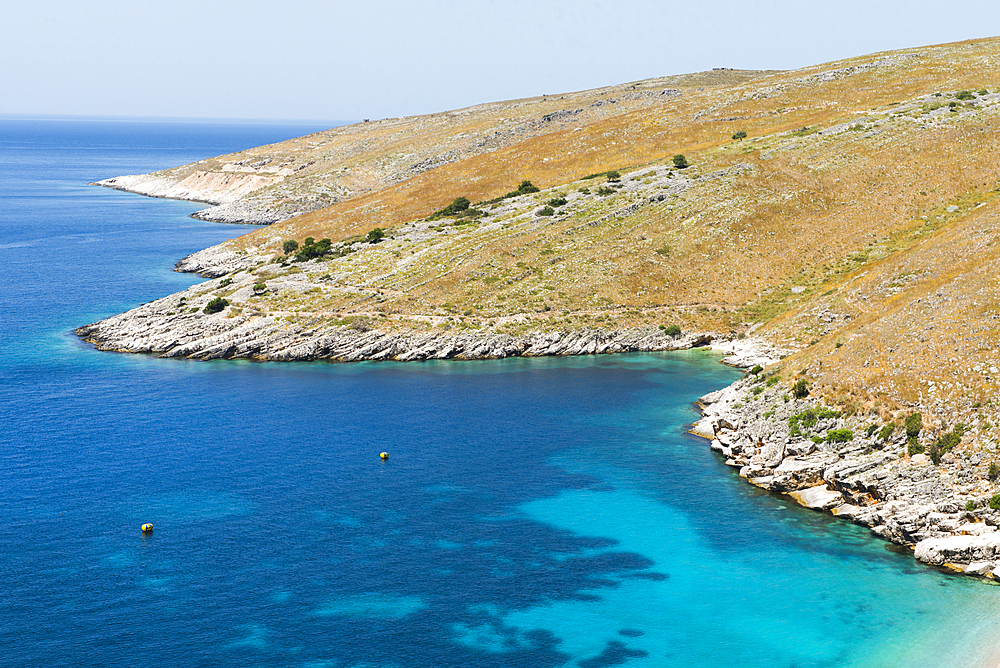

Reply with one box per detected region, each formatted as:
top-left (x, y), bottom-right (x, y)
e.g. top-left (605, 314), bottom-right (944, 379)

top-left (788, 485), bottom-right (844, 510)
top-left (915, 533), bottom-right (1000, 566)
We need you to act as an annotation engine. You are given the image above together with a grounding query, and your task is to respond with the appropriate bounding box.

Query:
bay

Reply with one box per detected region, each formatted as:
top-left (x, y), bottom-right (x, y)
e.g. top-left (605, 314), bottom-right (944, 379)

top-left (1, 119), bottom-right (999, 668)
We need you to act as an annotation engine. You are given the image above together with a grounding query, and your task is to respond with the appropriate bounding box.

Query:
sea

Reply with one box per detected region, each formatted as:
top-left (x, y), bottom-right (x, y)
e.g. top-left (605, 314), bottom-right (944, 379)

top-left (2, 118), bottom-right (1000, 668)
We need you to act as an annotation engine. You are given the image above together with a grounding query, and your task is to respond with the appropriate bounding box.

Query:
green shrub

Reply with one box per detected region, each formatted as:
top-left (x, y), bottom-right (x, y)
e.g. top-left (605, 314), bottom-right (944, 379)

top-left (429, 197), bottom-right (470, 219)
top-left (792, 379), bottom-right (809, 399)
top-left (295, 237), bottom-right (333, 261)
top-left (749, 365), bottom-right (763, 375)
top-left (547, 197), bottom-right (568, 207)
top-left (826, 429), bottom-right (854, 443)
top-left (990, 494), bottom-right (1000, 511)
top-left (905, 412), bottom-right (922, 451)
top-left (732, 130), bottom-right (747, 141)
top-left (908, 440), bottom-right (925, 456)
top-left (929, 423), bottom-right (966, 464)
top-left (537, 206), bottom-right (555, 217)
top-left (252, 282), bottom-right (266, 294)
top-left (606, 170), bottom-right (621, 182)
top-left (766, 376), bottom-right (779, 387)
top-left (219, 277), bottom-right (233, 287)
top-left (597, 186), bottom-right (615, 196)
top-left (990, 462), bottom-right (1000, 480)
top-left (282, 239), bottom-right (299, 254)
top-left (955, 90), bottom-right (975, 100)
top-left (366, 228), bottom-right (385, 244)
top-left (966, 500), bottom-right (977, 512)
top-left (203, 297), bottom-right (229, 314)
top-left (978, 89), bottom-right (989, 96)
top-left (661, 324), bottom-right (681, 336)
top-left (866, 424), bottom-right (879, 437)
top-left (672, 154), bottom-right (689, 169)
top-left (878, 423), bottom-right (895, 442)
top-left (788, 407), bottom-right (841, 436)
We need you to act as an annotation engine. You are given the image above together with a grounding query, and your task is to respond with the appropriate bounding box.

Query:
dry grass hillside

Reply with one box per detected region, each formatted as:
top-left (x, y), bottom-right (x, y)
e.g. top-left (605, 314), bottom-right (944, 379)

top-left (124, 69), bottom-right (770, 222)
top-left (96, 36), bottom-right (1000, 449)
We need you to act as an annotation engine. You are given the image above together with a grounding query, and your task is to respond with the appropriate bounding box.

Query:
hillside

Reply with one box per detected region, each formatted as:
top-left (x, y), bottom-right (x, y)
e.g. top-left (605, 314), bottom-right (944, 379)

top-left (82, 36), bottom-right (1000, 453)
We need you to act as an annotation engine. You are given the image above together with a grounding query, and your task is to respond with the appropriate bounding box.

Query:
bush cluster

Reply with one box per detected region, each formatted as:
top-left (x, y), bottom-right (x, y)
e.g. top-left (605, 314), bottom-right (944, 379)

top-left (792, 379), bottom-right (810, 399)
top-left (483, 180), bottom-right (542, 206)
top-left (366, 228), bottom-right (385, 243)
top-left (878, 423), bottom-right (896, 443)
top-left (826, 429), bottom-right (854, 443)
top-left (659, 324), bottom-right (682, 336)
top-left (537, 206), bottom-right (555, 217)
top-left (788, 407), bottom-right (841, 437)
top-left (928, 423), bottom-right (966, 465)
top-left (203, 297), bottom-right (229, 314)
top-left (429, 197), bottom-right (476, 221)
top-left (295, 237), bottom-right (333, 261)
top-left (905, 412), bottom-right (923, 455)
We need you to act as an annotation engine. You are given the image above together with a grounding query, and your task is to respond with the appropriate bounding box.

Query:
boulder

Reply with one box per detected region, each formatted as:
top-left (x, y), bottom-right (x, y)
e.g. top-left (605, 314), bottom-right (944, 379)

top-left (761, 440), bottom-right (786, 468)
top-left (788, 484), bottom-right (844, 510)
top-left (965, 561), bottom-right (995, 576)
top-left (914, 533), bottom-right (1000, 566)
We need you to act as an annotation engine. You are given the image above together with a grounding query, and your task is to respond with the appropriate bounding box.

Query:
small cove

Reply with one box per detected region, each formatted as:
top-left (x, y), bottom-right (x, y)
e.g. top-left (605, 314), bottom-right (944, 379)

top-left (2, 119), bottom-right (1000, 667)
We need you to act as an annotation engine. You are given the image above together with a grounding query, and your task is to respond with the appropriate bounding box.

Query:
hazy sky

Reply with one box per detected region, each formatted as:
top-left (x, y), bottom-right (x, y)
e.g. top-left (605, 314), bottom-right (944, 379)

top-left (4, 1), bottom-right (1000, 123)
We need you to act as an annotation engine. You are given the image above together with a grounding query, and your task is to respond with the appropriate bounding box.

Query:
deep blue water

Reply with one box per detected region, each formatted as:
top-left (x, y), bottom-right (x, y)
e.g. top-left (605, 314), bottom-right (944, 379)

top-left (2, 119), bottom-right (1000, 668)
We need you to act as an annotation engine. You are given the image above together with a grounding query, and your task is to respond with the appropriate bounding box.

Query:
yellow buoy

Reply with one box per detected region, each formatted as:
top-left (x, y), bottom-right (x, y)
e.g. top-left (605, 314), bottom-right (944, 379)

top-left (380, 452), bottom-right (389, 460)
top-left (141, 524), bottom-right (154, 533)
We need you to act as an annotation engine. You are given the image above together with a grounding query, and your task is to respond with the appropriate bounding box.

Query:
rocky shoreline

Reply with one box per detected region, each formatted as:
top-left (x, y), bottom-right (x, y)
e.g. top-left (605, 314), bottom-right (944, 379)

top-left (76, 275), bottom-right (1000, 578)
top-left (693, 373), bottom-right (1000, 580)
top-left (76, 305), bottom-right (723, 362)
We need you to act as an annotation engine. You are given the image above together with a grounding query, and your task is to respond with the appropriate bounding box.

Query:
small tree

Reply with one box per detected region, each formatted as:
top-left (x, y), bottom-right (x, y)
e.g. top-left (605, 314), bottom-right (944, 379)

top-left (878, 423), bottom-right (895, 442)
top-left (366, 228), bottom-right (385, 244)
top-left (606, 170), bottom-right (621, 182)
top-left (792, 379), bottom-right (809, 399)
top-left (203, 297), bottom-right (229, 314)
top-left (282, 239), bottom-right (299, 254)
top-left (732, 130), bottom-right (747, 141)
top-left (905, 412), bottom-right (922, 446)
top-left (672, 154), bottom-right (689, 169)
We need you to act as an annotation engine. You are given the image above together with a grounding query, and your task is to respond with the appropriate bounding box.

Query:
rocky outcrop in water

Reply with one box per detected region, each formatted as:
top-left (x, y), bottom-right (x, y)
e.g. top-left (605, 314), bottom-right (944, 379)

top-left (694, 376), bottom-right (1000, 579)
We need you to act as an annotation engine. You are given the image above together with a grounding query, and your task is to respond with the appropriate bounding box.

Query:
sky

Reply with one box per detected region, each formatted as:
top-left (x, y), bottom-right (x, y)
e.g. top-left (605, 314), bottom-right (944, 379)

top-left (3, 0), bottom-right (1000, 123)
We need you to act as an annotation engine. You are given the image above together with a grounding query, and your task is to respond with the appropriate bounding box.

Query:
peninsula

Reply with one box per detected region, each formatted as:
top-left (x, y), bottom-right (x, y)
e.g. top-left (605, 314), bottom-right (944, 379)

top-left (80, 36), bottom-right (1000, 576)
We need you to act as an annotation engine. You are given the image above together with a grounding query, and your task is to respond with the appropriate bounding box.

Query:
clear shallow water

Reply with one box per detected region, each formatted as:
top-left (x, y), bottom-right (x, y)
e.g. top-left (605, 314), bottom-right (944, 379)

top-left (2, 120), bottom-right (1000, 668)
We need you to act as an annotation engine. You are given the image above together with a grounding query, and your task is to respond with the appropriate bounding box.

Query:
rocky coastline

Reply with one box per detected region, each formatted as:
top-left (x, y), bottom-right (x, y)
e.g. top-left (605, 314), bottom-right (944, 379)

top-left (75, 270), bottom-right (1000, 578)
top-left (75, 306), bottom-right (719, 362)
top-left (693, 372), bottom-right (1000, 580)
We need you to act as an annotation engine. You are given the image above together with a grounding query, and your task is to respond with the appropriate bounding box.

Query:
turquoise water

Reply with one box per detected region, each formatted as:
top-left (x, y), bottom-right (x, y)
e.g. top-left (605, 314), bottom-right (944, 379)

top-left (2, 119), bottom-right (1000, 668)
